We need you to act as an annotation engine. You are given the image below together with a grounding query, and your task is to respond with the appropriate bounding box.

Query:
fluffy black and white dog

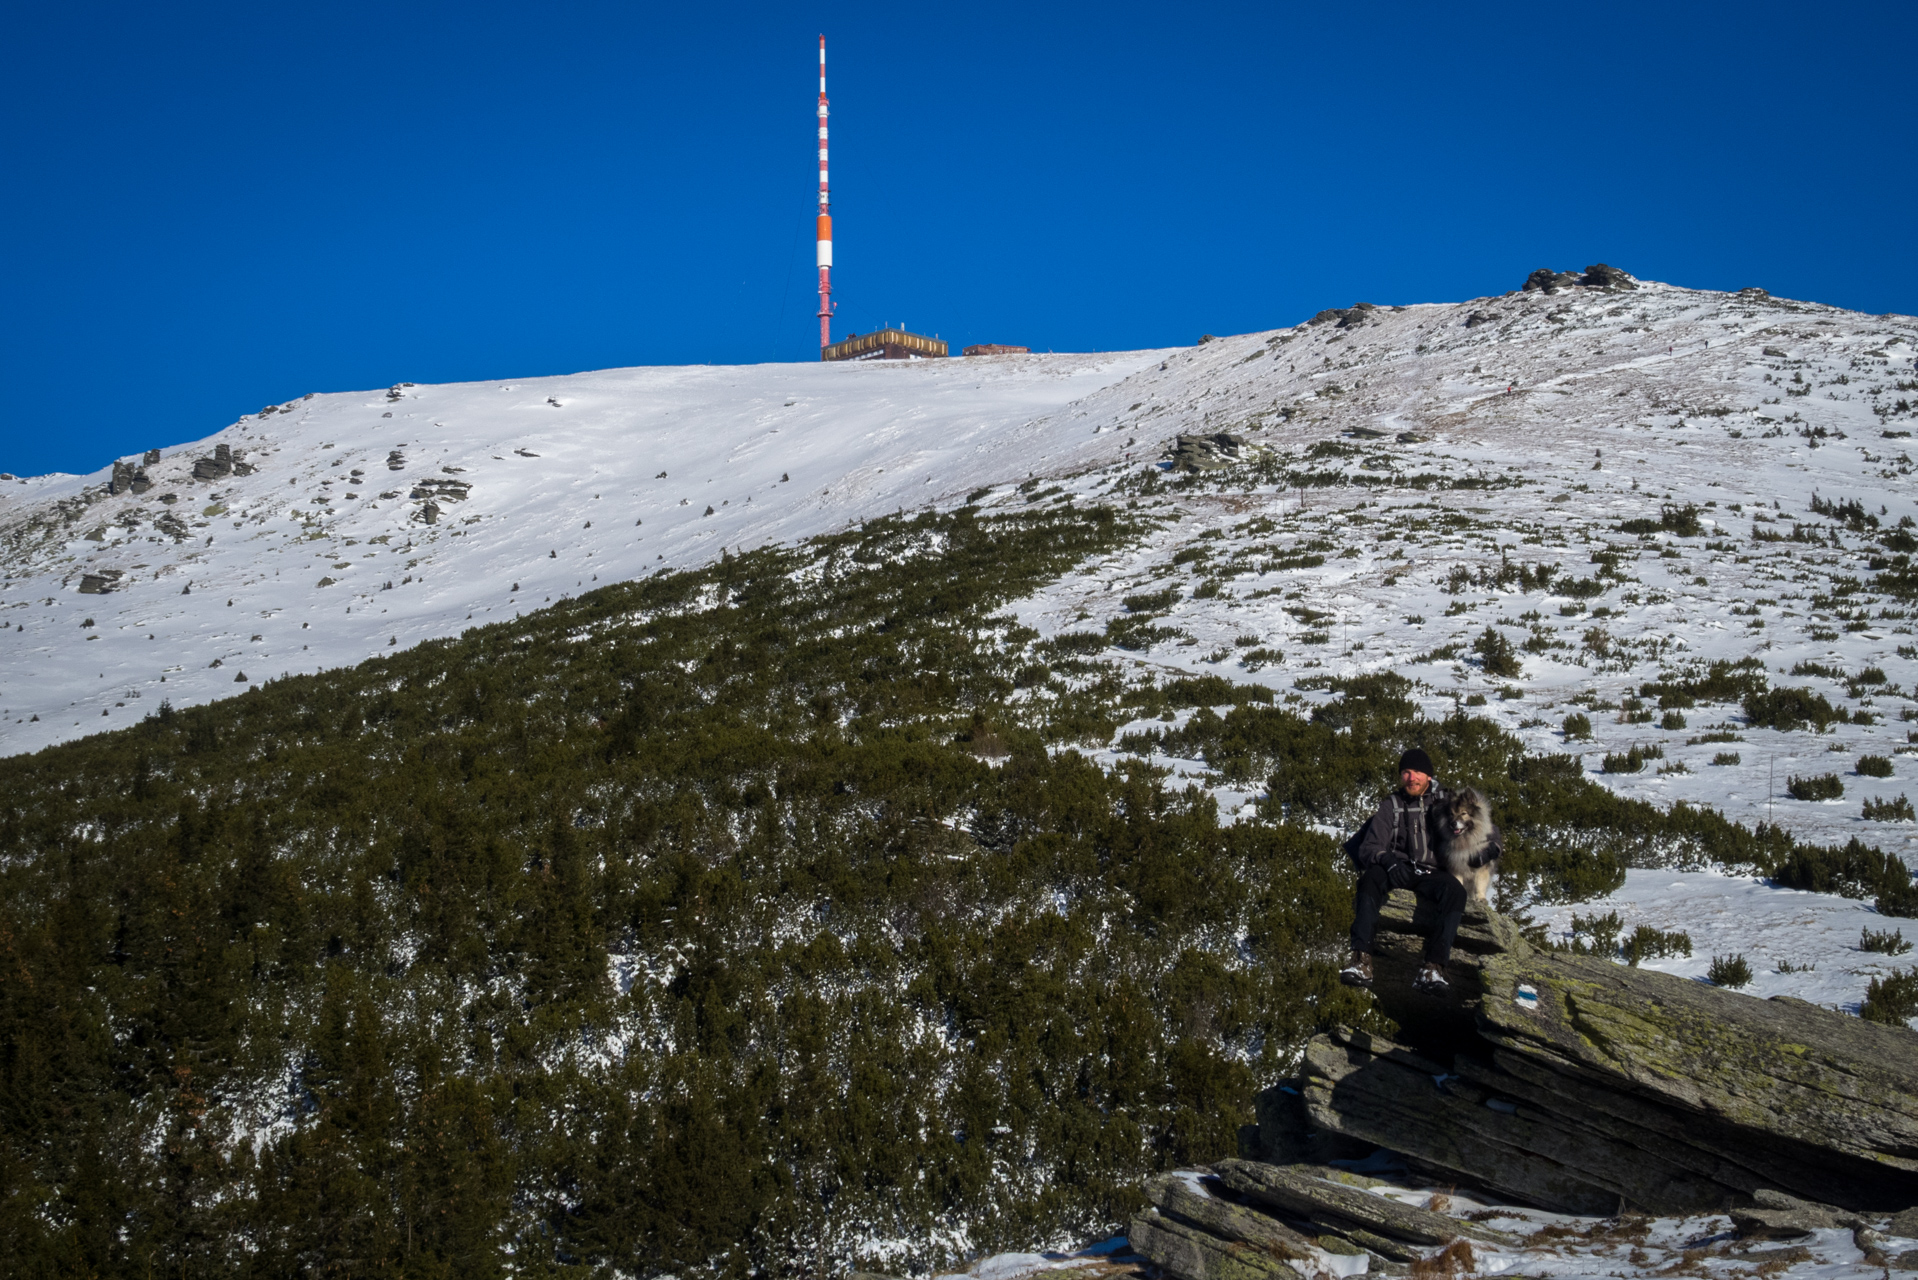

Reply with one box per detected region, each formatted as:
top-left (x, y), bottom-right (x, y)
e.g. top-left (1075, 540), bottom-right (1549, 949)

top-left (1436, 786), bottom-right (1501, 902)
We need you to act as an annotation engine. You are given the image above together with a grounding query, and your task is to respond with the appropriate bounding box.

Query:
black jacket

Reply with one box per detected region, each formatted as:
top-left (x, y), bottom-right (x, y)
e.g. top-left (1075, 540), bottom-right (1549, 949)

top-left (1350, 786), bottom-right (1448, 871)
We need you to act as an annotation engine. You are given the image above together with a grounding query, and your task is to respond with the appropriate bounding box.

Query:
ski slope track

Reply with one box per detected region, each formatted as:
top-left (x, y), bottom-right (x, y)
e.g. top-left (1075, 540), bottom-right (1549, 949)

top-left (7, 270), bottom-right (1918, 1031)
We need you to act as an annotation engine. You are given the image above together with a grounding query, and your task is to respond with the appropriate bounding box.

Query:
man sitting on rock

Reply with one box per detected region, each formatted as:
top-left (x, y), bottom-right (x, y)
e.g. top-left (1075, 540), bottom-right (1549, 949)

top-left (1340, 748), bottom-right (1473, 995)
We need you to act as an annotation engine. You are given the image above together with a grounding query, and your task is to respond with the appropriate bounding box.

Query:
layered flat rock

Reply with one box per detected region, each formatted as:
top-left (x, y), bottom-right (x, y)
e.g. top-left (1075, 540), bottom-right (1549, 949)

top-left (1477, 949), bottom-right (1918, 1202)
top-left (1291, 892), bottom-right (1918, 1215)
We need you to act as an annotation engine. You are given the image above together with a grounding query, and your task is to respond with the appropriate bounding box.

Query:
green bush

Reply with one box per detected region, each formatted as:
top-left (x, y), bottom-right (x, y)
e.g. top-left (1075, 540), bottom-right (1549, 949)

top-left (1473, 627), bottom-right (1522, 678)
top-left (1860, 969), bottom-right (1918, 1026)
top-left (1122, 585), bottom-right (1181, 613)
top-left (1708, 953), bottom-right (1754, 988)
top-left (1712, 751), bottom-right (1742, 766)
top-left (1601, 745), bottom-right (1662, 773)
top-left (1562, 712), bottom-right (1593, 741)
top-left (1642, 657), bottom-right (1767, 708)
top-left (1788, 772), bottom-right (1845, 801)
top-left (0, 504), bottom-right (1388, 1277)
top-left (1564, 910), bottom-right (1623, 956)
top-left (1861, 926), bottom-right (1913, 955)
top-left (1624, 925), bottom-right (1694, 966)
top-left (1744, 686), bottom-right (1846, 731)
top-left (1660, 710), bottom-right (1687, 730)
top-left (1857, 754), bottom-right (1895, 777)
top-left (1863, 794), bottom-right (1916, 821)
top-left (1773, 835), bottom-right (1918, 918)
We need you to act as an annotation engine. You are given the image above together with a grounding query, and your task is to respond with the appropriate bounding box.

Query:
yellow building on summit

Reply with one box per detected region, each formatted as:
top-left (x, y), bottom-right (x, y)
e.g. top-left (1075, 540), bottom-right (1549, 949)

top-left (820, 328), bottom-right (948, 361)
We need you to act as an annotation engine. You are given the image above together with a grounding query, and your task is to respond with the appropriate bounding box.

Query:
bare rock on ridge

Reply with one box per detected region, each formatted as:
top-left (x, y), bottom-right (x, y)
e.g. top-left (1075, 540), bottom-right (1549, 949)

top-left (1286, 888), bottom-right (1918, 1216)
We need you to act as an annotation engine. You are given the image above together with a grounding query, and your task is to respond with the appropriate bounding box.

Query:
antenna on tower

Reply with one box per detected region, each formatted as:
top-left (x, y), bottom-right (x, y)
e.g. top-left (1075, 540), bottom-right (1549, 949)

top-left (816, 35), bottom-right (834, 356)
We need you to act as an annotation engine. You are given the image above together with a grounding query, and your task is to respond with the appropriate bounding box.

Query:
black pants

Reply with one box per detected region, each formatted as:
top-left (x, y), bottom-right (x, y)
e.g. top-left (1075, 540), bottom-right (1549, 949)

top-left (1350, 861), bottom-right (1466, 965)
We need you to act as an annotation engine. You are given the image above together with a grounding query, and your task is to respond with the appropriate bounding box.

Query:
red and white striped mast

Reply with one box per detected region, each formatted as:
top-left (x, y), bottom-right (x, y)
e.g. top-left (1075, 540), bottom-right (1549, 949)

top-left (816, 34), bottom-right (834, 355)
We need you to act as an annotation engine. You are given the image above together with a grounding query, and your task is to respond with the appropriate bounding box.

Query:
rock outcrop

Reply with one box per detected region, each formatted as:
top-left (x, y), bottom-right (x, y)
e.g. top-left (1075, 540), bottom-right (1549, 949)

top-left (1169, 433), bottom-right (1248, 472)
top-left (1523, 264), bottom-right (1638, 294)
top-left (193, 444), bottom-right (233, 481)
top-left (1279, 892), bottom-right (1918, 1216)
top-left (1130, 1161), bottom-right (1517, 1280)
top-left (1129, 891), bottom-right (1918, 1280)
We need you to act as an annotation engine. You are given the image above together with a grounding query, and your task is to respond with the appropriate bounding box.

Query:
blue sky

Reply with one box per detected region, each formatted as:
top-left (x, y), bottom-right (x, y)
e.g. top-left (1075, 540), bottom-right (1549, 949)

top-left (2, 0), bottom-right (1912, 477)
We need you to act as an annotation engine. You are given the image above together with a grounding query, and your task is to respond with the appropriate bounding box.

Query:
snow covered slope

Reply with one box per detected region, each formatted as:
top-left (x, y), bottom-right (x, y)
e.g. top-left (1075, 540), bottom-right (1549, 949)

top-left (6, 268), bottom-right (1918, 1015)
top-left (0, 349), bottom-right (1165, 754)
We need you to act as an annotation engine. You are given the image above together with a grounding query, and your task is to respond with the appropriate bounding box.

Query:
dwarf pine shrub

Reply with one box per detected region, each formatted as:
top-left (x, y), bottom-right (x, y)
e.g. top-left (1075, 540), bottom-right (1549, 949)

top-left (1863, 794), bottom-right (1916, 821)
top-left (1788, 772), bottom-right (1846, 801)
top-left (1708, 953), bottom-right (1754, 987)
top-left (1861, 926), bottom-right (1913, 955)
top-left (1473, 626), bottom-right (1522, 677)
top-left (1861, 969), bottom-right (1918, 1025)
top-left (1624, 925), bottom-right (1694, 966)
top-left (1745, 686), bottom-right (1847, 731)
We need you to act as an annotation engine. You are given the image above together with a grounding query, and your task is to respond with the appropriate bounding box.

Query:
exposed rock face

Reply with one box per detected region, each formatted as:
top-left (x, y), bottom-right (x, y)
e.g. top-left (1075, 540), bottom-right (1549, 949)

top-left (1307, 303), bottom-right (1380, 330)
top-left (193, 444), bottom-right (234, 481)
top-left (78, 571), bottom-right (123, 594)
top-left (1581, 262), bottom-right (1636, 290)
top-left (1524, 268), bottom-right (1582, 293)
top-left (1523, 264), bottom-right (1638, 293)
top-left (1170, 433), bottom-right (1248, 472)
top-left (1129, 1162), bottom-right (1515, 1280)
top-left (1129, 896), bottom-right (1918, 1280)
top-left (1286, 890), bottom-right (1918, 1216)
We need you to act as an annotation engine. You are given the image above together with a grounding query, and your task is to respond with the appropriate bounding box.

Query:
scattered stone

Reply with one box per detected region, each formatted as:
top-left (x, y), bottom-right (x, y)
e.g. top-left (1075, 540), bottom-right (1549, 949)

top-left (1739, 287), bottom-right (1770, 299)
top-left (78, 571), bottom-right (123, 594)
top-left (410, 479), bottom-right (470, 502)
top-left (110, 460), bottom-right (137, 494)
top-left (143, 448), bottom-right (161, 465)
top-left (1464, 310), bottom-right (1496, 328)
top-left (1763, 346), bottom-right (1789, 358)
top-left (1886, 1207), bottom-right (1918, 1237)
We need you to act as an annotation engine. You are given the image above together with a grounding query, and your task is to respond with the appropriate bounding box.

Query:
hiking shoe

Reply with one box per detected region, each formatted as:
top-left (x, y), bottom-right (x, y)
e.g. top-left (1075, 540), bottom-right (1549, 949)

top-left (1413, 965), bottom-right (1450, 995)
top-left (1339, 952), bottom-right (1373, 987)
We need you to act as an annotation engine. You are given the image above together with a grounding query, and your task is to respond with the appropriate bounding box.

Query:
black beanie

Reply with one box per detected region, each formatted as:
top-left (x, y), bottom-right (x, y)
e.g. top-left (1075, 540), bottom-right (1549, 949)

top-left (1398, 748), bottom-right (1435, 776)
